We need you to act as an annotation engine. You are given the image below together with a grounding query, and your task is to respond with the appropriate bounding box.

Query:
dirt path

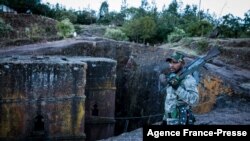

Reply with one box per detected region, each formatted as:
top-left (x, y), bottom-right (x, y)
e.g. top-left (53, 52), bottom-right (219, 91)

top-left (0, 38), bottom-right (80, 55)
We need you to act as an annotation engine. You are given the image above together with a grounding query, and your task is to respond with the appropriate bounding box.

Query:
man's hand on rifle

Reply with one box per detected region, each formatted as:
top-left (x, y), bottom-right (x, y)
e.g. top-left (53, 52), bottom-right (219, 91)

top-left (167, 73), bottom-right (180, 89)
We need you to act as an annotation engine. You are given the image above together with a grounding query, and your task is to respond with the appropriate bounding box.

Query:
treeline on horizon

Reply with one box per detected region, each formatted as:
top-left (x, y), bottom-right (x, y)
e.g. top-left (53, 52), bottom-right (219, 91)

top-left (1, 0), bottom-right (250, 44)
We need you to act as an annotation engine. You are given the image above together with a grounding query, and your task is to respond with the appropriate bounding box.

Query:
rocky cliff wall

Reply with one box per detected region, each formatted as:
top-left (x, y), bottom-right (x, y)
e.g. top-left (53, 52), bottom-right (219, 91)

top-left (0, 37), bottom-right (249, 134)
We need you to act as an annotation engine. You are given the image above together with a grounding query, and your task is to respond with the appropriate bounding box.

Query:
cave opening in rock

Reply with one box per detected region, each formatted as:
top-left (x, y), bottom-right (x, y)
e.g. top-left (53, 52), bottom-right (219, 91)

top-left (34, 114), bottom-right (45, 132)
top-left (92, 103), bottom-right (99, 116)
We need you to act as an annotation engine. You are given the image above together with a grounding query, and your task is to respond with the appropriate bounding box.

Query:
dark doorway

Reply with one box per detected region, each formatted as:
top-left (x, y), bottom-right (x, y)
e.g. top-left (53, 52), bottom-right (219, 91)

top-left (34, 114), bottom-right (44, 131)
top-left (92, 103), bottom-right (99, 116)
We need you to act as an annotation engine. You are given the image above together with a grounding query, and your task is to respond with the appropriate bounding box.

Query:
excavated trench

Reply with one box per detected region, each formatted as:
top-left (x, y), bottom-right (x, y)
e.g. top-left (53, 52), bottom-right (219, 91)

top-left (0, 37), bottom-right (249, 140)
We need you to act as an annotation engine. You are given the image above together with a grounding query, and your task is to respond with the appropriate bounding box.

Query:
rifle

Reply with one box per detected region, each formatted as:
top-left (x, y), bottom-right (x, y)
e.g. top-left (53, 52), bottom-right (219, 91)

top-left (168, 47), bottom-right (221, 86)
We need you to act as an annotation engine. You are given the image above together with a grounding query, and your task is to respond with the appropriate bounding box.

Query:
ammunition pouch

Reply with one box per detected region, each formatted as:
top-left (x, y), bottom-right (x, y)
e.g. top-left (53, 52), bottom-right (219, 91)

top-left (166, 105), bottom-right (196, 125)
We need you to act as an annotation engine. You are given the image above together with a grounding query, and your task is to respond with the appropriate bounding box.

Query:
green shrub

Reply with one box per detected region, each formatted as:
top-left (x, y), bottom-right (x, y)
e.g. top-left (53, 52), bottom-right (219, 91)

top-left (0, 18), bottom-right (13, 38)
top-left (197, 39), bottom-right (209, 53)
top-left (45, 26), bottom-right (57, 36)
top-left (25, 27), bottom-right (31, 38)
top-left (56, 18), bottom-right (75, 38)
top-left (187, 20), bottom-right (213, 37)
top-left (168, 27), bottom-right (186, 43)
top-left (122, 16), bottom-right (156, 43)
top-left (104, 28), bottom-right (128, 41)
top-left (25, 24), bottom-right (45, 38)
top-left (74, 24), bottom-right (83, 34)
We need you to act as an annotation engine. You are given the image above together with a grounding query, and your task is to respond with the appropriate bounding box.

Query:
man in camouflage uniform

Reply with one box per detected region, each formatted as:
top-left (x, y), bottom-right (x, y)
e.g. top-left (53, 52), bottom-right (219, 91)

top-left (159, 52), bottom-right (199, 125)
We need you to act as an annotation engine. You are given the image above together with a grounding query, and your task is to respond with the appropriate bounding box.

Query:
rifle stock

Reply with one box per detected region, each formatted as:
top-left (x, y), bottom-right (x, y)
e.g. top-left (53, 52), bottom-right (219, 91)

top-left (204, 47), bottom-right (221, 61)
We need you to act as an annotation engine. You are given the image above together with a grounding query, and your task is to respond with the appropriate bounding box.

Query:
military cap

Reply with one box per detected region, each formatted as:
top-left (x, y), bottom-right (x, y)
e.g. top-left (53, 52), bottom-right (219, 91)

top-left (166, 51), bottom-right (184, 62)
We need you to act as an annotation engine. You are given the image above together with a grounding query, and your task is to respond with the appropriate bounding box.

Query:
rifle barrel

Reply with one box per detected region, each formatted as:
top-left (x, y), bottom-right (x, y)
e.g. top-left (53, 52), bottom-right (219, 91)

top-left (178, 47), bottom-right (220, 80)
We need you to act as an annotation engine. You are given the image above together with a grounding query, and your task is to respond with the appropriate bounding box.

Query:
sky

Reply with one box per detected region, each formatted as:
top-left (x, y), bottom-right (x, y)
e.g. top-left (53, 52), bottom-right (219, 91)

top-left (42, 0), bottom-right (250, 18)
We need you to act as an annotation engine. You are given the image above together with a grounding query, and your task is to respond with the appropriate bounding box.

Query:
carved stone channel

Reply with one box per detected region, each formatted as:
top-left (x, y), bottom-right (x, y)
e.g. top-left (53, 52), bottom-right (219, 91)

top-left (0, 56), bottom-right (117, 141)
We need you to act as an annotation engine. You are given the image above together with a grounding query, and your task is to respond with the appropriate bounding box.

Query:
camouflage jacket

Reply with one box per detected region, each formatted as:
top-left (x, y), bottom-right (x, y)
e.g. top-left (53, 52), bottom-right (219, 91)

top-left (162, 74), bottom-right (199, 124)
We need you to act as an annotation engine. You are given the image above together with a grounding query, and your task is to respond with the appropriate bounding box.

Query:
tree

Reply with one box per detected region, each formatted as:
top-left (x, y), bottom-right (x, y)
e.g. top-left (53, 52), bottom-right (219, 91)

top-left (187, 20), bottom-right (213, 37)
top-left (155, 0), bottom-right (181, 42)
top-left (220, 14), bottom-right (242, 38)
top-left (123, 7), bottom-right (144, 20)
top-left (107, 12), bottom-right (126, 26)
top-left (99, 1), bottom-right (109, 19)
top-left (0, 0), bottom-right (9, 5)
top-left (180, 4), bottom-right (199, 32)
top-left (121, 0), bottom-right (128, 11)
top-left (162, 0), bottom-right (180, 28)
top-left (140, 0), bottom-right (150, 11)
top-left (166, 0), bottom-right (179, 16)
top-left (243, 10), bottom-right (250, 37)
top-left (32, 3), bottom-right (51, 16)
top-left (140, 16), bottom-right (156, 43)
top-left (154, 17), bottom-right (174, 42)
top-left (244, 10), bottom-right (250, 27)
top-left (46, 4), bottom-right (77, 24)
top-left (1, 0), bottom-right (41, 13)
top-left (150, 0), bottom-right (157, 13)
top-left (76, 10), bottom-right (97, 25)
top-left (55, 9), bottom-right (77, 23)
top-left (182, 5), bottom-right (198, 22)
top-left (98, 1), bottom-right (111, 24)
top-left (122, 18), bottom-right (141, 42)
top-left (122, 16), bottom-right (156, 43)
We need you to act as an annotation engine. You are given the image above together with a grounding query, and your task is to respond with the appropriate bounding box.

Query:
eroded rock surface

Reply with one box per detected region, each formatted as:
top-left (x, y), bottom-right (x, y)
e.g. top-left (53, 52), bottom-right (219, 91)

top-left (0, 37), bottom-right (249, 140)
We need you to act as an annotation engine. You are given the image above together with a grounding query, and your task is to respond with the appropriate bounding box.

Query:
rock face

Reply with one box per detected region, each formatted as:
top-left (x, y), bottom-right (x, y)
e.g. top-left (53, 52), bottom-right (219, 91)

top-left (83, 57), bottom-right (117, 141)
top-left (0, 56), bottom-right (87, 140)
top-left (0, 37), bottom-right (249, 138)
top-left (0, 55), bottom-right (118, 141)
top-left (0, 38), bottom-right (162, 134)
